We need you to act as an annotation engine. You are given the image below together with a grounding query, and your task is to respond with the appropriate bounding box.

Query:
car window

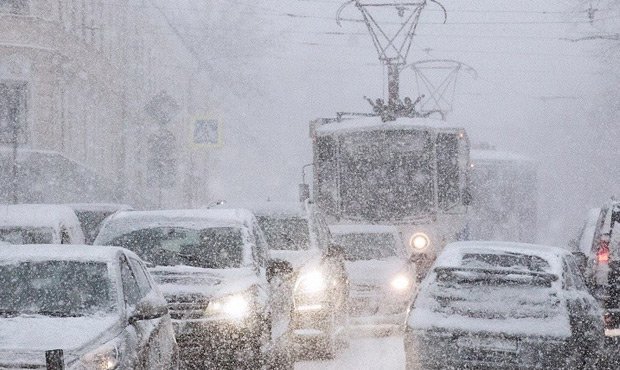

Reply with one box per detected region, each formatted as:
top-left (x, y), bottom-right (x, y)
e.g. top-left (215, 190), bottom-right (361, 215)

top-left (120, 256), bottom-right (142, 307)
top-left (128, 257), bottom-right (152, 297)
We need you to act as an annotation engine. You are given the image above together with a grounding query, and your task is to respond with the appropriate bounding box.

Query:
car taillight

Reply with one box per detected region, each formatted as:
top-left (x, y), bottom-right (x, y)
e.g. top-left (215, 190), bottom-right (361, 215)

top-left (597, 240), bottom-right (610, 264)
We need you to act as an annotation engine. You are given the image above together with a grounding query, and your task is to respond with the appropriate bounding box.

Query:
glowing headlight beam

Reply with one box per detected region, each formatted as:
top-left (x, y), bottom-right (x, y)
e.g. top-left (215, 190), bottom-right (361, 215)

top-left (295, 271), bottom-right (326, 294)
top-left (391, 275), bottom-right (411, 291)
top-left (207, 294), bottom-right (250, 320)
top-left (410, 233), bottom-right (430, 250)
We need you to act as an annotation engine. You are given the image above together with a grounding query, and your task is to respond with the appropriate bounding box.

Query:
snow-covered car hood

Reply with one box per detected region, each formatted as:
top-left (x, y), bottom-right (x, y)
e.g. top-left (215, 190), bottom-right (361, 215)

top-left (150, 265), bottom-right (259, 300)
top-left (345, 258), bottom-right (409, 286)
top-left (271, 249), bottom-right (321, 270)
top-left (0, 315), bottom-right (119, 367)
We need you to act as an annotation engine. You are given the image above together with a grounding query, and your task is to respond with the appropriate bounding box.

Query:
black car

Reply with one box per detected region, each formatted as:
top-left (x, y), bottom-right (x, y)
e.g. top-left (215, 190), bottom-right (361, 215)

top-left (572, 200), bottom-right (620, 334)
top-left (405, 241), bottom-right (605, 369)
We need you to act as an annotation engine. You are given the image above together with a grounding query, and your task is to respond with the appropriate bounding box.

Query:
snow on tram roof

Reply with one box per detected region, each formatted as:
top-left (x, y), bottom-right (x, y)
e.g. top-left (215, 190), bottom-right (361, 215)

top-left (471, 149), bottom-right (534, 163)
top-left (314, 116), bottom-right (465, 135)
top-left (330, 224), bottom-right (399, 235)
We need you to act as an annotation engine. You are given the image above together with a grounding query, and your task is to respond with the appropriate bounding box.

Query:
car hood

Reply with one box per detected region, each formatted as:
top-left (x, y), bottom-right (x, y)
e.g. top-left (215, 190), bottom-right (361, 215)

top-left (345, 258), bottom-right (409, 286)
top-left (150, 265), bottom-right (259, 300)
top-left (0, 315), bottom-right (119, 367)
top-left (271, 249), bottom-right (321, 270)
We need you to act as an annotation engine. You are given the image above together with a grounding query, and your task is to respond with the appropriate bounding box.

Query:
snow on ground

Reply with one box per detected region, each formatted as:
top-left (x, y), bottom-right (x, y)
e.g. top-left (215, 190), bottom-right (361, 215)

top-left (295, 335), bottom-right (405, 370)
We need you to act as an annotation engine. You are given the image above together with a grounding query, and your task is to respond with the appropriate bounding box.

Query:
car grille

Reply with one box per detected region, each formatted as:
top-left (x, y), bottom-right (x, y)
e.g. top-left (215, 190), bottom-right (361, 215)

top-left (166, 294), bottom-right (210, 320)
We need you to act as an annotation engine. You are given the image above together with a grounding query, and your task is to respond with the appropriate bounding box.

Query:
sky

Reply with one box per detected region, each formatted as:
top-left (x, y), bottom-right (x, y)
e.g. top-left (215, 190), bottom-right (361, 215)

top-left (171, 0), bottom-right (619, 245)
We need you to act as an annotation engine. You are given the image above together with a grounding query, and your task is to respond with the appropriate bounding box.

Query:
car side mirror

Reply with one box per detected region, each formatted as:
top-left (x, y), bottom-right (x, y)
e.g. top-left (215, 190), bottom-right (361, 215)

top-left (128, 296), bottom-right (169, 325)
top-left (299, 183), bottom-right (311, 203)
top-left (267, 258), bottom-right (293, 282)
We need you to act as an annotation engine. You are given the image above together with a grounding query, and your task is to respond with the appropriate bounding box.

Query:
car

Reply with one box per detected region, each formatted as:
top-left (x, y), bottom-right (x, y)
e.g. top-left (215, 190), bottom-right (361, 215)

top-left (572, 199), bottom-right (620, 335)
top-left (330, 225), bottom-right (415, 331)
top-left (404, 241), bottom-right (604, 369)
top-left (244, 201), bottom-right (350, 358)
top-left (0, 244), bottom-right (178, 369)
top-left (94, 209), bottom-right (294, 369)
top-left (0, 204), bottom-right (85, 244)
top-left (66, 203), bottom-right (133, 244)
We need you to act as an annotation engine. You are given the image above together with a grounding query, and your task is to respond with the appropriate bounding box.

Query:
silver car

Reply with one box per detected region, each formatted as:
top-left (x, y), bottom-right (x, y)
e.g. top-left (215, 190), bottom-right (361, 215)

top-left (0, 245), bottom-right (178, 369)
top-left (405, 241), bottom-right (604, 369)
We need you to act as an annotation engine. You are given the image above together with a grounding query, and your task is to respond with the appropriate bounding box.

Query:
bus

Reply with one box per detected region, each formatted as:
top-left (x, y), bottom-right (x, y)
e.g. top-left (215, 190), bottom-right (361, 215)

top-left (467, 149), bottom-right (537, 243)
top-left (309, 116), bottom-right (471, 275)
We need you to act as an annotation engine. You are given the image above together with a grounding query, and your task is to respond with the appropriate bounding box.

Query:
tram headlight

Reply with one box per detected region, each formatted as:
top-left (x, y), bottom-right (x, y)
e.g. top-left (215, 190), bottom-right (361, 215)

top-left (410, 233), bottom-right (430, 250)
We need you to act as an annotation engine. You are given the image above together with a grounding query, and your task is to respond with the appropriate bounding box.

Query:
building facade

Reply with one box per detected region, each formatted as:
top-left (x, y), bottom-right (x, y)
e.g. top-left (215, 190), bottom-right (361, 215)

top-left (0, 0), bottom-right (212, 208)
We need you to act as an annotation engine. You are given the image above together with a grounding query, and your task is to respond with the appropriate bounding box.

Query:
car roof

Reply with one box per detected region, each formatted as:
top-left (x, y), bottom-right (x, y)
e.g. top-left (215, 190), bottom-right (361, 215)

top-left (0, 204), bottom-right (81, 228)
top-left (329, 224), bottom-right (400, 235)
top-left (0, 244), bottom-right (132, 264)
top-left (95, 209), bottom-right (256, 244)
top-left (65, 203), bottom-right (133, 213)
top-left (436, 241), bottom-right (569, 275)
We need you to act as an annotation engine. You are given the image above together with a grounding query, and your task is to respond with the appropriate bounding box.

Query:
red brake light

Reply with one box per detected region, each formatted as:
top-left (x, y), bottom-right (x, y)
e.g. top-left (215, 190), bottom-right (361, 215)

top-left (597, 240), bottom-right (610, 264)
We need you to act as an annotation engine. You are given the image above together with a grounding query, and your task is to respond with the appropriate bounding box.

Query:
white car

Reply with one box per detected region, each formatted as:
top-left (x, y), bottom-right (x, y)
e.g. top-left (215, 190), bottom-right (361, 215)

top-left (404, 241), bottom-right (604, 369)
top-left (0, 245), bottom-right (178, 369)
top-left (0, 204), bottom-right (85, 244)
top-left (330, 225), bottom-right (415, 330)
top-left (247, 202), bottom-right (350, 358)
top-left (66, 203), bottom-right (133, 244)
top-left (94, 209), bottom-right (293, 369)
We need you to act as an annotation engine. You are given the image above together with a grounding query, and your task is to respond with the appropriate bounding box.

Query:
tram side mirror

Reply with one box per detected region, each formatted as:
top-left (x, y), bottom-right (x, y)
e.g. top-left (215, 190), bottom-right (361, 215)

top-left (327, 243), bottom-right (345, 259)
top-left (299, 183), bottom-right (310, 203)
top-left (462, 188), bottom-right (472, 206)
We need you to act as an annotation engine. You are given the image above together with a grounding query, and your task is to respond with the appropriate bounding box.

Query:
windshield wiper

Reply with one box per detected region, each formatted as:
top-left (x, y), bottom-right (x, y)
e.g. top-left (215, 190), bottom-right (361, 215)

top-left (0, 309), bottom-right (20, 317)
top-left (34, 310), bottom-right (81, 318)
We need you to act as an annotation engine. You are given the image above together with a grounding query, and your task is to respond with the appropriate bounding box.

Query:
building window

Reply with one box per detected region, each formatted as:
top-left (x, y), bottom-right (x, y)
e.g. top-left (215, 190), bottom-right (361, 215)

top-left (0, 82), bottom-right (28, 144)
top-left (0, 0), bottom-right (29, 15)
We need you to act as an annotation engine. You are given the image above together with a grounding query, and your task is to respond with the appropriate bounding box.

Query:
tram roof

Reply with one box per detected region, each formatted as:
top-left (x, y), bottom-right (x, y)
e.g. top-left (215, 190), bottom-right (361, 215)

top-left (471, 149), bottom-right (535, 163)
top-left (313, 116), bottom-right (465, 136)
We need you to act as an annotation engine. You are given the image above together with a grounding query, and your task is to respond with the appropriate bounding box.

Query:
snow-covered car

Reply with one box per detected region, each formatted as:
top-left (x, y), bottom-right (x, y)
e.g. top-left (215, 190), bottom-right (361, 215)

top-left (330, 225), bottom-right (415, 330)
top-left (404, 241), bottom-right (604, 369)
top-left (0, 245), bottom-right (178, 369)
top-left (66, 203), bottom-right (133, 244)
top-left (0, 204), bottom-right (85, 244)
top-left (246, 202), bottom-right (349, 358)
top-left (94, 209), bottom-right (293, 369)
top-left (572, 200), bottom-right (620, 334)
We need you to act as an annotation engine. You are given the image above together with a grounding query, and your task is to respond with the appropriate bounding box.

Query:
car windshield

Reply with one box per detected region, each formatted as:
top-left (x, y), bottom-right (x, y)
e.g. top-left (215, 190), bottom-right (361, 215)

top-left (257, 216), bottom-right (310, 251)
top-left (0, 227), bottom-right (54, 244)
top-left (0, 260), bottom-right (114, 317)
top-left (107, 226), bottom-right (245, 269)
top-left (333, 232), bottom-right (401, 261)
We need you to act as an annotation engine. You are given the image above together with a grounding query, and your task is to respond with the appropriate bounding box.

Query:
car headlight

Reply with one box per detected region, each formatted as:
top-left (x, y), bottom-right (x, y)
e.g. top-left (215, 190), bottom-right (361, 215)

top-left (73, 339), bottom-right (122, 370)
top-left (391, 274), bottom-right (411, 291)
top-left (295, 271), bottom-right (326, 294)
top-left (410, 233), bottom-right (430, 250)
top-left (206, 293), bottom-right (250, 320)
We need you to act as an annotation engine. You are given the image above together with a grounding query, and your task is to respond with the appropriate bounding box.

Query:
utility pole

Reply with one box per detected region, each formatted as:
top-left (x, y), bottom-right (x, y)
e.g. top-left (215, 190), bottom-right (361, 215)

top-left (9, 106), bottom-right (19, 204)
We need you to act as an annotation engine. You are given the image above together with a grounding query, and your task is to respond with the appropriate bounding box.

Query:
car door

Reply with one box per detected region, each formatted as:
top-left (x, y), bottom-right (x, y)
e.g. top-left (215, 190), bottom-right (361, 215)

top-left (127, 256), bottom-right (176, 368)
top-left (119, 254), bottom-right (164, 369)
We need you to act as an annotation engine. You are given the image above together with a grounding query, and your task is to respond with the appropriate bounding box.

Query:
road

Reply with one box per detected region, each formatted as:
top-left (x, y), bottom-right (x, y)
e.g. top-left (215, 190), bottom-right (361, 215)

top-left (295, 335), bottom-right (406, 370)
